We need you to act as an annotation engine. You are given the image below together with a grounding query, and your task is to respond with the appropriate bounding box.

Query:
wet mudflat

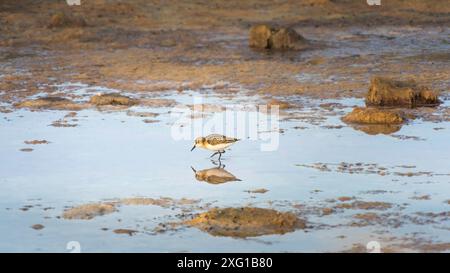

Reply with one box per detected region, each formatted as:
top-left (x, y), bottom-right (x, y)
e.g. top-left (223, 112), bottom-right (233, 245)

top-left (0, 86), bottom-right (449, 252)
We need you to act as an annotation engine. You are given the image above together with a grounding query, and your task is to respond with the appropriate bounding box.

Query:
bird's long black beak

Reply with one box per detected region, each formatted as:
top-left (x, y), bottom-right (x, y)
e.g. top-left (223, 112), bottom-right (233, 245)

top-left (190, 166), bottom-right (196, 173)
top-left (190, 145), bottom-right (196, 151)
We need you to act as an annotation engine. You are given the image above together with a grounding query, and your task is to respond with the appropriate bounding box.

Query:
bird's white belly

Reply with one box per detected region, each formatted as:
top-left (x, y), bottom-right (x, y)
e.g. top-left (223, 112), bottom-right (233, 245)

top-left (205, 143), bottom-right (232, 151)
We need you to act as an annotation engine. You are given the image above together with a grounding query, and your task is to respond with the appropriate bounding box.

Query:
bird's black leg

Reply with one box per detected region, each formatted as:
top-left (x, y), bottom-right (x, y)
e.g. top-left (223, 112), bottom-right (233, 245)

top-left (210, 151), bottom-right (219, 158)
top-left (218, 152), bottom-right (222, 161)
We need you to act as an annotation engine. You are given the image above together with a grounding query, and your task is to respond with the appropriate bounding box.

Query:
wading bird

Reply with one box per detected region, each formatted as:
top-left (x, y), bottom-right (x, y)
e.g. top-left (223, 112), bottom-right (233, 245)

top-left (190, 134), bottom-right (239, 160)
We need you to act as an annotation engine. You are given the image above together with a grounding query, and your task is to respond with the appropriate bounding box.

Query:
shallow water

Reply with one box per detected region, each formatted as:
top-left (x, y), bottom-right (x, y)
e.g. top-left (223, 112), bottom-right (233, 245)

top-left (0, 85), bottom-right (449, 252)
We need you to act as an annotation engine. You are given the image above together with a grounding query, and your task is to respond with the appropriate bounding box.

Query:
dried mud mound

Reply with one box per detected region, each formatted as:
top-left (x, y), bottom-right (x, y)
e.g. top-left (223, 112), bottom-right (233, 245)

top-left (15, 97), bottom-right (86, 111)
top-left (249, 25), bottom-right (308, 50)
top-left (366, 77), bottom-right (440, 107)
top-left (342, 107), bottom-right (405, 124)
top-left (89, 93), bottom-right (138, 106)
top-left (185, 207), bottom-right (306, 238)
top-left (342, 107), bottom-right (406, 135)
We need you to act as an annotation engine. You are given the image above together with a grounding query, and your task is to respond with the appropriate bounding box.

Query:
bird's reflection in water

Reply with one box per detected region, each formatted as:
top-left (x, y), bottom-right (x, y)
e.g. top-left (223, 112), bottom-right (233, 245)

top-left (191, 164), bottom-right (241, 185)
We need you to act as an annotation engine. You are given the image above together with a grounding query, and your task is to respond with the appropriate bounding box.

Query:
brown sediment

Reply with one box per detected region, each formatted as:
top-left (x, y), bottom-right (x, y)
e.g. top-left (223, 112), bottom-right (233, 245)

top-left (113, 229), bottom-right (138, 236)
top-left (334, 201), bottom-right (392, 210)
top-left (126, 111), bottom-right (159, 118)
top-left (61, 197), bottom-right (202, 220)
top-left (321, 125), bottom-right (344, 129)
top-left (0, 0), bottom-right (448, 106)
top-left (391, 134), bottom-right (426, 141)
top-left (47, 12), bottom-right (87, 29)
top-left (64, 112), bottom-right (77, 118)
top-left (394, 171), bottom-right (432, 177)
top-left (410, 195), bottom-right (431, 200)
top-left (50, 119), bottom-right (78, 127)
top-left (20, 148), bottom-right (33, 152)
top-left (266, 99), bottom-right (294, 110)
top-left (0, 106), bottom-right (13, 113)
top-left (31, 224), bottom-right (45, 230)
top-left (188, 104), bottom-right (226, 112)
top-left (24, 140), bottom-right (50, 145)
top-left (353, 212), bottom-right (380, 221)
top-left (185, 207), bottom-right (305, 238)
top-left (139, 99), bottom-right (177, 108)
top-left (269, 27), bottom-right (308, 50)
top-left (417, 243), bottom-right (450, 252)
top-left (14, 97), bottom-right (87, 111)
top-left (322, 207), bottom-right (334, 216)
top-left (62, 203), bottom-right (116, 220)
top-left (89, 93), bottom-right (138, 106)
top-left (249, 25), bottom-right (308, 50)
top-left (245, 188), bottom-right (269, 194)
top-left (142, 119), bottom-right (159, 123)
top-left (297, 162), bottom-right (441, 177)
top-left (337, 196), bottom-right (354, 202)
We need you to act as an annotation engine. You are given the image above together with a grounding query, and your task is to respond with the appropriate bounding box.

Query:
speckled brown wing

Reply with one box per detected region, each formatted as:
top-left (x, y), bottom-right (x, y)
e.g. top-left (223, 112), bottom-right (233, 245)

top-left (205, 134), bottom-right (238, 146)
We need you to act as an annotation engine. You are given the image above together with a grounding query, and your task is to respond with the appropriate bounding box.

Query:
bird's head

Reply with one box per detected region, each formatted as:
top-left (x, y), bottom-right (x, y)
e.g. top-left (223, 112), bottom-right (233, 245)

top-left (191, 137), bottom-right (205, 151)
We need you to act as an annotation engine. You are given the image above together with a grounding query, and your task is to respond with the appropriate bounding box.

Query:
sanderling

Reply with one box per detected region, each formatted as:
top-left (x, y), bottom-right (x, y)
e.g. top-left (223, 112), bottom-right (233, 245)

top-left (190, 134), bottom-right (239, 160)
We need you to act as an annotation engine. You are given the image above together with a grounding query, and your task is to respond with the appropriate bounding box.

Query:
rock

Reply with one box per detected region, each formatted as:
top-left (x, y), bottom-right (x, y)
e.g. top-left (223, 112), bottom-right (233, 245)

top-left (366, 77), bottom-right (440, 107)
top-left (249, 24), bottom-right (272, 48)
top-left (185, 207), bottom-right (306, 238)
top-left (249, 25), bottom-right (307, 50)
top-left (342, 107), bottom-right (405, 124)
top-left (89, 93), bottom-right (138, 106)
top-left (62, 203), bottom-right (116, 220)
top-left (15, 97), bottom-right (86, 111)
top-left (342, 107), bottom-right (410, 135)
